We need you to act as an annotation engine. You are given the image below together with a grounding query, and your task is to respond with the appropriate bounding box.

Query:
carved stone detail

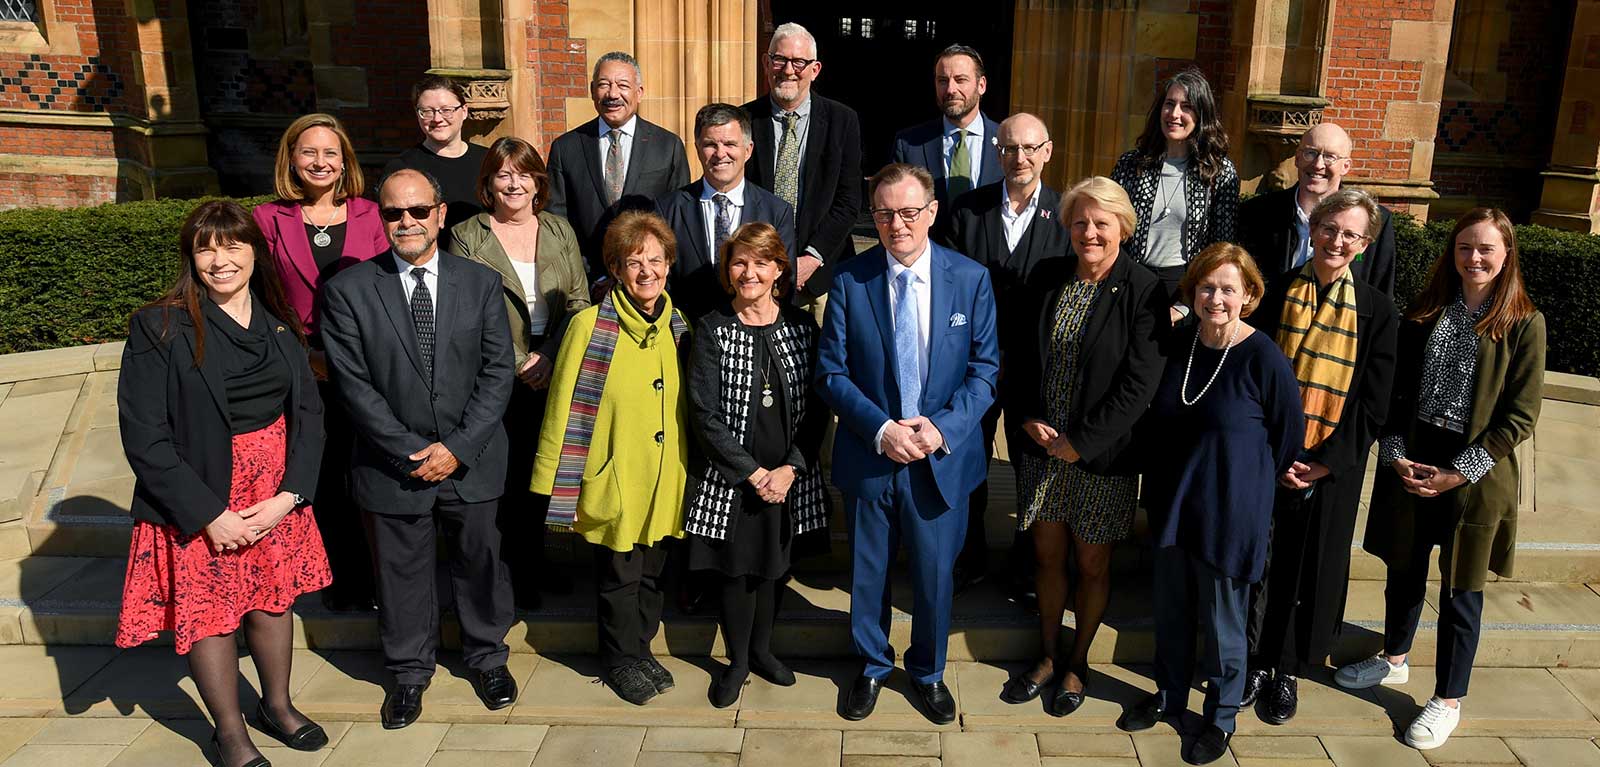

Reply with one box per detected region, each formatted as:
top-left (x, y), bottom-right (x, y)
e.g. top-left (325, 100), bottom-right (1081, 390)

top-left (427, 68), bottom-right (512, 122)
top-left (1248, 94), bottom-right (1332, 144)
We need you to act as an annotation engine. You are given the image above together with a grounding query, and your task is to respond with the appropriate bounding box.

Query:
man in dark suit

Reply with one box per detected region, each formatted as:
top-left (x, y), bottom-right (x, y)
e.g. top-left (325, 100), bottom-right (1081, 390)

top-left (657, 102), bottom-right (797, 320)
top-left (1236, 122), bottom-right (1397, 299)
top-left (892, 44), bottom-right (1003, 210)
top-left (546, 51), bottom-right (691, 280)
top-left (942, 112), bottom-right (1067, 593)
top-left (817, 163), bottom-right (998, 725)
top-left (742, 22), bottom-right (864, 313)
top-left (320, 168), bottom-right (517, 730)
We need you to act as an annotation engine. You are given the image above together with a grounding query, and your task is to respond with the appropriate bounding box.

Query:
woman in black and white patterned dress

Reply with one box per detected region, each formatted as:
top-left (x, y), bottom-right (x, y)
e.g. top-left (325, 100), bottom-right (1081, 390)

top-left (684, 222), bottom-right (831, 709)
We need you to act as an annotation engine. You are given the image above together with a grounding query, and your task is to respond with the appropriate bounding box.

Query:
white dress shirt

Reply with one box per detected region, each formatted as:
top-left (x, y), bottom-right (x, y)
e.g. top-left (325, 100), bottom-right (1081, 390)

top-left (697, 178), bottom-right (746, 262)
top-left (395, 251), bottom-right (440, 310)
top-left (597, 114), bottom-right (639, 183)
top-left (874, 241), bottom-right (936, 453)
top-left (999, 183), bottom-right (1042, 253)
top-left (941, 115), bottom-right (986, 184)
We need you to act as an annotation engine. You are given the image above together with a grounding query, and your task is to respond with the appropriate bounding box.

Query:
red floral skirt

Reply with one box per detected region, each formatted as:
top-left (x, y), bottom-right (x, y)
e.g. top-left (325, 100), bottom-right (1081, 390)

top-left (116, 415), bottom-right (332, 654)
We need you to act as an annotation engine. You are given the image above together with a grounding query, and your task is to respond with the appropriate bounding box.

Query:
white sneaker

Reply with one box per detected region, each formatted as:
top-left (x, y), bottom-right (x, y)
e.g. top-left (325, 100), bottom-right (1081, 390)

top-left (1334, 655), bottom-right (1409, 689)
top-left (1404, 697), bottom-right (1461, 750)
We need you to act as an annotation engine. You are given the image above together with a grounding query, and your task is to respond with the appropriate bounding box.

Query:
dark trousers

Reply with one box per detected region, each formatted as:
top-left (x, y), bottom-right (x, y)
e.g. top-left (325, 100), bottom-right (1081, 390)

top-left (595, 542), bottom-right (669, 669)
top-left (364, 484), bottom-right (513, 685)
top-left (847, 464), bottom-right (967, 684)
top-left (720, 575), bottom-right (778, 670)
top-left (314, 380), bottom-right (375, 602)
top-left (1152, 545), bottom-right (1250, 733)
top-left (1381, 507), bottom-right (1485, 699)
top-left (500, 383), bottom-right (550, 602)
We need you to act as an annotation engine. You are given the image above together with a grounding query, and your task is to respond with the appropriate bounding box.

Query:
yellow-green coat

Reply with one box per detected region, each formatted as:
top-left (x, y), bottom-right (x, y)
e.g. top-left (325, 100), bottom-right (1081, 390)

top-left (530, 288), bottom-right (689, 551)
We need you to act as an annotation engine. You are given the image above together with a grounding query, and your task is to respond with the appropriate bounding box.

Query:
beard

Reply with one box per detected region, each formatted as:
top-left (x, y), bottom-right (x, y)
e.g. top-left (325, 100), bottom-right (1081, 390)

top-left (941, 92), bottom-right (978, 121)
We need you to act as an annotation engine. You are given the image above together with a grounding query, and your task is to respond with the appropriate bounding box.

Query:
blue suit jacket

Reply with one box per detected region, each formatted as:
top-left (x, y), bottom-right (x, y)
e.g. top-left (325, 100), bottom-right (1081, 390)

top-left (816, 242), bottom-right (999, 509)
top-left (656, 179), bottom-right (797, 320)
top-left (892, 112), bottom-right (1004, 207)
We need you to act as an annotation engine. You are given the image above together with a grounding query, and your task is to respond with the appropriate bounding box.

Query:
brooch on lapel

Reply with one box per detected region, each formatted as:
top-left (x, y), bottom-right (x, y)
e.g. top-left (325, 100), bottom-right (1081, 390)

top-left (275, 325), bottom-right (286, 333)
top-left (949, 313), bottom-right (968, 328)
top-left (1039, 209), bottom-right (1052, 220)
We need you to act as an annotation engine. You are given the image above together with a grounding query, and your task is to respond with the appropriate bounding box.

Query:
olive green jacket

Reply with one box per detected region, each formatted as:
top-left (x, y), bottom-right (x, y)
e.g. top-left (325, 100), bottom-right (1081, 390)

top-left (450, 211), bottom-right (591, 368)
top-left (1363, 311), bottom-right (1545, 591)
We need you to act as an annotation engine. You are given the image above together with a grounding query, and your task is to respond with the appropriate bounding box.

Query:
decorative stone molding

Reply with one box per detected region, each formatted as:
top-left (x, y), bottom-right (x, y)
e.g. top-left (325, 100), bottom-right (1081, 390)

top-left (1247, 94), bottom-right (1331, 143)
top-left (428, 67), bottom-right (511, 122)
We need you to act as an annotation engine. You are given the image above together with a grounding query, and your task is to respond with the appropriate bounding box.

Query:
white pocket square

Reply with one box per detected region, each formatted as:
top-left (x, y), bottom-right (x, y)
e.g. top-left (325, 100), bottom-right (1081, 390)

top-left (949, 313), bottom-right (968, 327)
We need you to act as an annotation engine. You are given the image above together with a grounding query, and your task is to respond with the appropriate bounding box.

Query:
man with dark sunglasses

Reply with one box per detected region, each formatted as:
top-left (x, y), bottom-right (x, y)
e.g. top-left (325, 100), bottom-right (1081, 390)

top-left (321, 168), bottom-right (518, 730)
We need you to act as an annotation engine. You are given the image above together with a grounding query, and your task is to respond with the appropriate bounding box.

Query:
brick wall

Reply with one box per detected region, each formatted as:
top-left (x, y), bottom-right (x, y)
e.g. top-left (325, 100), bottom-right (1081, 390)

top-left (527, 0), bottom-right (588, 153)
top-left (1321, 0), bottom-right (1429, 187)
top-left (0, 171), bottom-right (117, 209)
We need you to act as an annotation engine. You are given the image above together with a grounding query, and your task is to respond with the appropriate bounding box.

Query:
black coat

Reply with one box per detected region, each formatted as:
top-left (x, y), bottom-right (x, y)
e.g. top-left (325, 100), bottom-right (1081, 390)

top-left (1236, 186), bottom-right (1398, 300)
top-left (942, 182), bottom-right (1070, 355)
top-left (319, 251), bottom-right (515, 514)
top-left (1001, 252), bottom-right (1168, 475)
top-left (743, 94), bottom-right (864, 302)
top-left (546, 116), bottom-right (691, 278)
top-left (656, 179), bottom-right (798, 321)
top-left (119, 305), bottom-right (324, 535)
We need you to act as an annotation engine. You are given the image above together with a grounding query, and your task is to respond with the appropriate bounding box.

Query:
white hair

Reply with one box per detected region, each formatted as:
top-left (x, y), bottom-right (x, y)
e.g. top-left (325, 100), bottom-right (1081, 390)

top-left (768, 22), bottom-right (818, 59)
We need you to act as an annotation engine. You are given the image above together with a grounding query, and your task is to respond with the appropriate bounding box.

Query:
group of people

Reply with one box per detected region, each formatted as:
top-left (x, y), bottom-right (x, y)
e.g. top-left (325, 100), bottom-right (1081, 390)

top-left (110, 20), bottom-right (1545, 767)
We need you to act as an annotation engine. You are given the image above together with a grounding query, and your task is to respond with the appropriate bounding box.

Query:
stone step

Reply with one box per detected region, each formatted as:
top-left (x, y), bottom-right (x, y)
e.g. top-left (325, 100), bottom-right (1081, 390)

top-left (7, 555), bottom-right (1600, 670)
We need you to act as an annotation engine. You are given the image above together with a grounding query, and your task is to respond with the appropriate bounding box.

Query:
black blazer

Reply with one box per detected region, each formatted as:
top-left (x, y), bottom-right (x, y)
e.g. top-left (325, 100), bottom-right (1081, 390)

top-left (1001, 252), bottom-right (1168, 475)
top-left (743, 94), bottom-right (864, 301)
top-left (892, 112), bottom-right (1004, 208)
top-left (1237, 185), bottom-right (1398, 300)
top-left (319, 251), bottom-right (515, 514)
top-left (118, 305), bottom-right (324, 535)
top-left (942, 182), bottom-right (1069, 354)
top-left (546, 117), bottom-right (691, 279)
top-left (1249, 272), bottom-right (1400, 478)
top-left (656, 179), bottom-right (798, 321)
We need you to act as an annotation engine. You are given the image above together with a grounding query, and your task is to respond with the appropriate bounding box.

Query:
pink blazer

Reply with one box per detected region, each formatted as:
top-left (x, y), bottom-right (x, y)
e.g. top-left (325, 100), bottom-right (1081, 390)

top-left (253, 197), bottom-right (389, 335)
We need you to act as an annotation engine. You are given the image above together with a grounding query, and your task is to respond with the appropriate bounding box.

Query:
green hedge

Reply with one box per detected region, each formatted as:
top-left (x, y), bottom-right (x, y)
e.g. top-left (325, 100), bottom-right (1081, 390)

top-left (1391, 214), bottom-right (1600, 378)
top-left (0, 196), bottom-right (269, 354)
top-left (0, 197), bottom-right (1597, 376)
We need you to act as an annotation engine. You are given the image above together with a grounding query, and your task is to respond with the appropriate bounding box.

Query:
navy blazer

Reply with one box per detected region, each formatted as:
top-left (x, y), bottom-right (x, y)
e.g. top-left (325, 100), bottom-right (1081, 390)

top-left (119, 304), bottom-right (324, 535)
top-left (816, 243), bottom-right (999, 508)
top-left (656, 179), bottom-right (798, 321)
top-left (319, 250), bottom-right (515, 514)
top-left (546, 116), bottom-right (691, 278)
top-left (892, 112), bottom-right (1004, 207)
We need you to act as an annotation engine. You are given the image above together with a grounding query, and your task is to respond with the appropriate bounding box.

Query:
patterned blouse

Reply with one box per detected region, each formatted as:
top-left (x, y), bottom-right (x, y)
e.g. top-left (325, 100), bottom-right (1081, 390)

top-left (1379, 293), bottom-right (1496, 483)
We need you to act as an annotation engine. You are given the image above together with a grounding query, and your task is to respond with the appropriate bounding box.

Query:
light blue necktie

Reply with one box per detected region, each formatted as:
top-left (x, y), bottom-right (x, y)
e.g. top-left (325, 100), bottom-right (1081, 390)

top-left (893, 269), bottom-right (922, 419)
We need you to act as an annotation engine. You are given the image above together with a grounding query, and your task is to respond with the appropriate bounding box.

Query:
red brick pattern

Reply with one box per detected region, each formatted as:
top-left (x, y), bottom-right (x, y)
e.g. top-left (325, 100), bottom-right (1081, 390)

top-left (1321, 0), bottom-right (1430, 179)
top-left (527, 0), bottom-right (589, 153)
top-left (0, 171), bottom-right (118, 209)
top-left (0, 0), bottom-right (138, 115)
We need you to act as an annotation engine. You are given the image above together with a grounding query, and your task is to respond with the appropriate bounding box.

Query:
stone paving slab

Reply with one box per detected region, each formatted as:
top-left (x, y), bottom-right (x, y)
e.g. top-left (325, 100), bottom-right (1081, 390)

top-left (507, 654), bottom-right (730, 728)
top-left (735, 661), bottom-right (960, 732)
top-left (296, 651), bottom-right (539, 725)
top-left (528, 724), bottom-right (644, 766)
top-left (1378, 666), bottom-right (1599, 737)
top-left (0, 348), bottom-right (98, 386)
top-left (0, 645), bottom-right (120, 717)
top-left (1503, 736), bottom-right (1600, 766)
top-left (737, 728), bottom-right (840, 767)
top-left (0, 720), bottom-right (45, 763)
top-left (64, 646), bottom-right (329, 719)
top-left (940, 731), bottom-right (1039, 767)
top-left (841, 731), bottom-right (941, 756)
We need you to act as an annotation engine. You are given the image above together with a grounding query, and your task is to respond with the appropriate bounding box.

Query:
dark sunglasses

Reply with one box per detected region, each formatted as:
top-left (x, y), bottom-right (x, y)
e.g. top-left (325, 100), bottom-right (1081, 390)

top-left (379, 205), bottom-right (438, 222)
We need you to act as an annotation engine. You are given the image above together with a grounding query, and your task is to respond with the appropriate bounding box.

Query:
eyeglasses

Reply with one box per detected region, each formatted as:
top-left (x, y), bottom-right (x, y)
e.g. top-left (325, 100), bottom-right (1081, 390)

top-left (997, 141), bottom-right (1050, 158)
top-left (379, 205), bottom-right (439, 222)
top-left (1298, 147), bottom-right (1346, 164)
top-left (870, 200), bottom-right (934, 224)
top-left (1315, 223), bottom-right (1370, 245)
top-left (416, 105), bottom-right (464, 120)
top-left (767, 53), bottom-right (817, 71)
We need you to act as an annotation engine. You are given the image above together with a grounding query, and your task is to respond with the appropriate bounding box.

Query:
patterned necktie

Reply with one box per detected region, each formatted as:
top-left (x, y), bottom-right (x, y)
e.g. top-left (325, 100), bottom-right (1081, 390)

top-left (893, 269), bottom-right (922, 419)
top-left (603, 130), bottom-right (626, 205)
top-left (774, 112), bottom-right (801, 208)
top-left (712, 193), bottom-right (733, 260)
top-left (948, 128), bottom-right (972, 199)
top-left (410, 268), bottom-right (435, 380)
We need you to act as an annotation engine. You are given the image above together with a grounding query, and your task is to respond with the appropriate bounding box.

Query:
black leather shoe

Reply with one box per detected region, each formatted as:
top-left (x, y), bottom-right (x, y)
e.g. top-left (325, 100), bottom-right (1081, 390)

top-left (750, 655), bottom-right (796, 687)
top-left (637, 656), bottom-right (675, 692)
top-left (380, 682), bottom-right (428, 730)
top-left (211, 733), bottom-right (269, 767)
top-left (840, 674), bottom-right (884, 720)
top-left (914, 680), bottom-right (957, 725)
top-left (473, 665), bottom-right (518, 711)
top-left (1260, 673), bottom-right (1298, 725)
top-left (1240, 667), bottom-right (1270, 708)
top-left (254, 701), bottom-right (327, 751)
top-left (710, 666), bottom-right (747, 708)
top-left (999, 663), bottom-right (1051, 704)
top-left (606, 663), bottom-right (658, 705)
top-left (1049, 665), bottom-right (1090, 718)
top-left (1187, 724), bottom-right (1232, 765)
top-left (1117, 692), bottom-right (1168, 732)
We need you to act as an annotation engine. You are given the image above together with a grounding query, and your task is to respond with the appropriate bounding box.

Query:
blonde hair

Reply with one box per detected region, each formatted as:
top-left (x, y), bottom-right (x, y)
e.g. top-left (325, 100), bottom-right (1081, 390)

top-left (1180, 242), bottom-right (1266, 317)
top-left (273, 113), bottom-right (365, 202)
top-left (1061, 176), bottom-right (1136, 241)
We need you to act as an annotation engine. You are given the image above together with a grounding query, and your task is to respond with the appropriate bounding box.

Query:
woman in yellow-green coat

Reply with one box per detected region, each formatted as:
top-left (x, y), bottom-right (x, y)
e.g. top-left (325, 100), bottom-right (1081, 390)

top-left (530, 209), bottom-right (691, 706)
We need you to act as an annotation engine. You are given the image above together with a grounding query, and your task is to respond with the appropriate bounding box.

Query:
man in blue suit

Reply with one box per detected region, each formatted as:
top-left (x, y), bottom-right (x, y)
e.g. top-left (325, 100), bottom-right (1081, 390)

top-left (892, 44), bottom-right (1003, 211)
top-left (816, 163), bottom-right (999, 724)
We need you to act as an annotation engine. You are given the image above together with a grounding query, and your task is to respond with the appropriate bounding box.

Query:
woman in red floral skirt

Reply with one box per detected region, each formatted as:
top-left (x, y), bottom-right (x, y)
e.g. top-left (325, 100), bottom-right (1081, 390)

top-left (117, 200), bottom-right (332, 767)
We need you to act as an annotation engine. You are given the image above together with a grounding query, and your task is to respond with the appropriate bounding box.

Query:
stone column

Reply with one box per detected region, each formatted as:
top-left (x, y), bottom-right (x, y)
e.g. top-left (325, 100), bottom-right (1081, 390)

top-left (1533, 1), bottom-right (1600, 233)
top-left (125, 0), bottom-right (216, 198)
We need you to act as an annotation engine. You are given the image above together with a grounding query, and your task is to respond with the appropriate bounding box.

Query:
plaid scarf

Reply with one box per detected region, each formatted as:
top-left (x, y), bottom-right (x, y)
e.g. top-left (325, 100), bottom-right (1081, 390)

top-left (546, 291), bottom-right (688, 527)
top-left (1274, 262), bottom-right (1360, 450)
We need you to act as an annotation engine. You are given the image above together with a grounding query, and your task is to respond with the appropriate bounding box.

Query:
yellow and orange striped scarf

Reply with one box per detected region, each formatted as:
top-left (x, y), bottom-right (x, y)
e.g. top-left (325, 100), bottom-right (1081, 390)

top-left (1275, 263), bottom-right (1359, 450)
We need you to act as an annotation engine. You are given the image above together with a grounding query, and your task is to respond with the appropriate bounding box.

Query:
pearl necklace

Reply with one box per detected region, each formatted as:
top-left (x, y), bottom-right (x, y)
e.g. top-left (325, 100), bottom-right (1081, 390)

top-left (1180, 320), bottom-right (1241, 406)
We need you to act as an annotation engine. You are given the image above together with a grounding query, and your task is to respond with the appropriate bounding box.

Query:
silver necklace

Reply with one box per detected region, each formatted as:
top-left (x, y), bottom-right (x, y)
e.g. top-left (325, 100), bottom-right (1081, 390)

top-left (1180, 320), bottom-right (1241, 406)
top-left (1153, 160), bottom-right (1185, 223)
top-left (306, 205), bottom-right (338, 248)
top-left (760, 354), bottom-right (775, 408)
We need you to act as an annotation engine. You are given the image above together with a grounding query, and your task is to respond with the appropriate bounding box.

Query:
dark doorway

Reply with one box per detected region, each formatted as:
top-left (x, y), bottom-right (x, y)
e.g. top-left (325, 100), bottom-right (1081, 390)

top-left (762, 4), bottom-right (1015, 175)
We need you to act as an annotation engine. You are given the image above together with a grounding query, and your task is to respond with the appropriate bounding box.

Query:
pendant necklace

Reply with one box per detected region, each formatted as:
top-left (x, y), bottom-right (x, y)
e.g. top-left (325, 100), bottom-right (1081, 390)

top-left (760, 353), bottom-right (775, 409)
top-left (1180, 319), bottom-right (1241, 406)
top-left (307, 204), bottom-right (337, 248)
top-left (1153, 162), bottom-right (1185, 223)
